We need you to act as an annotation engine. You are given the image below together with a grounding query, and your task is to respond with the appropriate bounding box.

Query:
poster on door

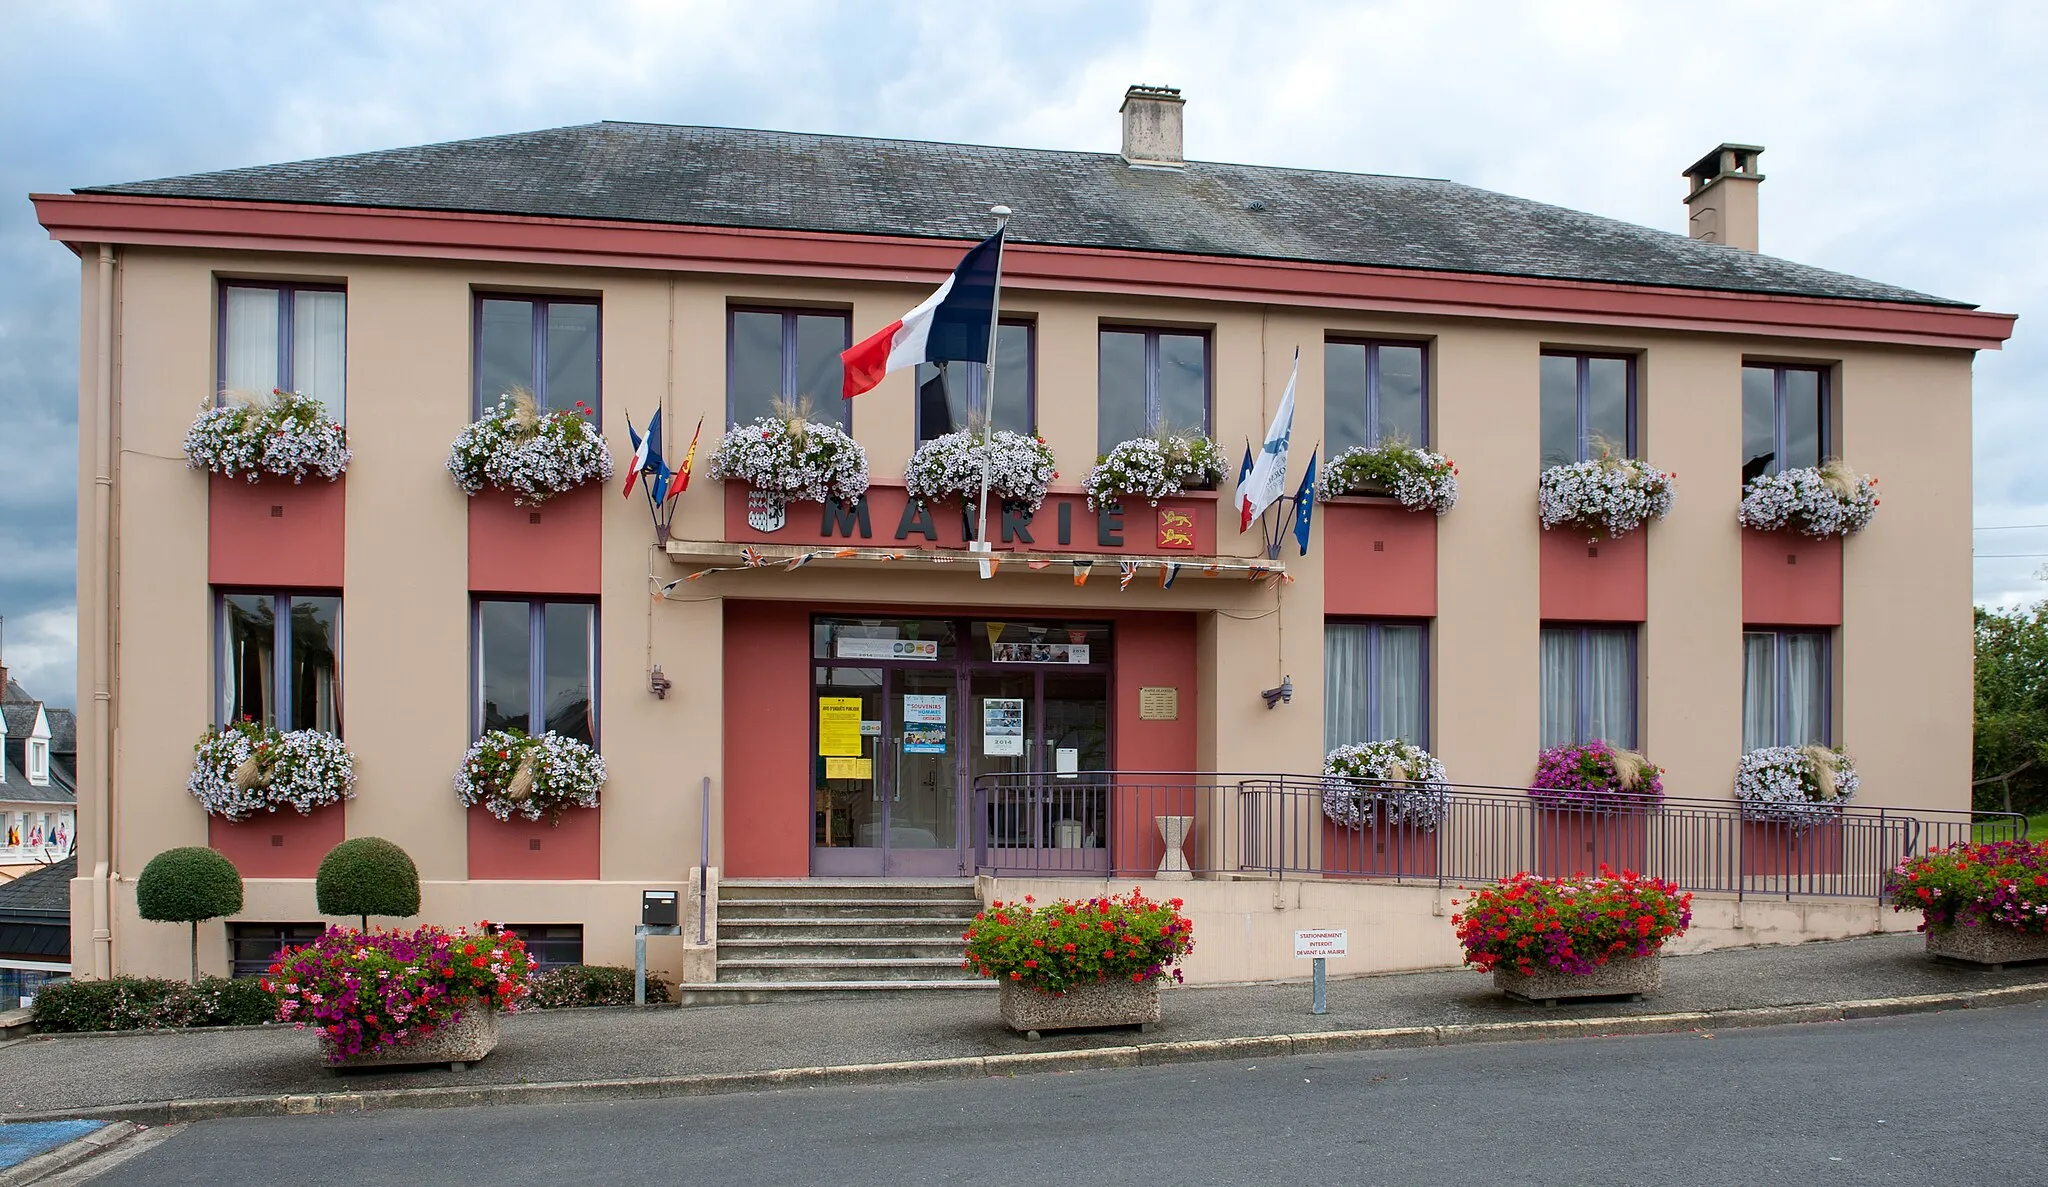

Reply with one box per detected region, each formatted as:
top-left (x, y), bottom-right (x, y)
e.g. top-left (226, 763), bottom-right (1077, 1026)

top-left (982, 698), bottom-right (1025, 756)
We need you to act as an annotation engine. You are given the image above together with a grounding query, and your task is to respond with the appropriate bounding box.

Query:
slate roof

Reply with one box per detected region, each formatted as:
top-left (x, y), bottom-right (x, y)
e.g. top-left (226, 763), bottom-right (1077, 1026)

top-left (80, 121), bottom-right (1960, 307)
top-left (0, 765), bottom-right (73, 805)
top-left (44, 709), bottom-right (75, 759)
top-left (0, 857), bottom-right (72, 917)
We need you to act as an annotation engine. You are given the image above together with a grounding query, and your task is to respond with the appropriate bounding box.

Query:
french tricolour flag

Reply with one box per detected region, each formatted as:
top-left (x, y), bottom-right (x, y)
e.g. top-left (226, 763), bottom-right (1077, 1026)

top-left (841, 228), bottom-right (1005, 398)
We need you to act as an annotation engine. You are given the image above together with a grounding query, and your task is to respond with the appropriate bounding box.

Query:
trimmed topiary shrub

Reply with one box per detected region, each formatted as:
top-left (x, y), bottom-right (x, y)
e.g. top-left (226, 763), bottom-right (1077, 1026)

top-left (135, 847), bottom-right (245, 983)
top-left (528, 964), bottom-right (674, 1008)
top-left (315, 837), bottom-right (421, 927)
top-left (31, 976), bottom-right (278, 1032)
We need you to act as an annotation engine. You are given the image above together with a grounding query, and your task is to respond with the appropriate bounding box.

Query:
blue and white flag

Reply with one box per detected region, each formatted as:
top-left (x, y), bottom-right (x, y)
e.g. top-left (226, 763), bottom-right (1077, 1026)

top-left (1238, 349), bottom-right (1298, 531)
top-left (1293, 447), bottom-right (1318, 556)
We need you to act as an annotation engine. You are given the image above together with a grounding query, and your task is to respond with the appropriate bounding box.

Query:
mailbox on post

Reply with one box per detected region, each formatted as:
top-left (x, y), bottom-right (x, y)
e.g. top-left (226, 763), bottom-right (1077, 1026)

top-left (642, 889), bottom-right (679, 928)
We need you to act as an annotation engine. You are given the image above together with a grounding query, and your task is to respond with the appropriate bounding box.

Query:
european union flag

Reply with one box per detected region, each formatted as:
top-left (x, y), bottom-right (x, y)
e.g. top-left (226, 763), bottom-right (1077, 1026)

top-left (1293, 447), bottom-right (1318, 556)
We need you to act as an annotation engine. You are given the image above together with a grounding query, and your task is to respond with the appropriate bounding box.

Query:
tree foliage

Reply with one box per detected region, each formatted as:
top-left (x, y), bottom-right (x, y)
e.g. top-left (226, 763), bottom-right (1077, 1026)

top-left (135, 847), bottom-right (244, 924)
top-left (314, 837), bottom-right (421, 922)
top-left (1975, 603), bottom-right (2048, 814)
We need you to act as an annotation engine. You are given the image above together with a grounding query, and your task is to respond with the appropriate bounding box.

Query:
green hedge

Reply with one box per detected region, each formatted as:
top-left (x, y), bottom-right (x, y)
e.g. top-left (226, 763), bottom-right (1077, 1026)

top-left (315, 837), bottom-right (421, 921)
top-left (30, 976), bottom-right (277, 1032)
top-left (528, 965), bottom-right (674, 1008)
top-left (135, 847), bottom-right (244, 924)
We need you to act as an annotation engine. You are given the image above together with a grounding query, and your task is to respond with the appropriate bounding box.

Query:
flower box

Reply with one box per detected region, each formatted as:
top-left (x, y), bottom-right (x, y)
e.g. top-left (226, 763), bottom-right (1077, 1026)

top-left (207, 802), bottom-right (347, 879)
top-left (1925, 926), bottom-right (2048, 970)
top-left (1317, 443), bottom-right (1458, 514)
top-left (468, 485), bottom-right (601, 595)
top-left (1737, 462), bottom-right (1878, 538)
top-left (209, 472), bottom-right (348, 588)
top-left (324, 997), bottom-right (500, 1070)
top-left (1000, 977), bottom-right (1160, 1037)
top-left (1493, 953), bottom-right (1661, 1005)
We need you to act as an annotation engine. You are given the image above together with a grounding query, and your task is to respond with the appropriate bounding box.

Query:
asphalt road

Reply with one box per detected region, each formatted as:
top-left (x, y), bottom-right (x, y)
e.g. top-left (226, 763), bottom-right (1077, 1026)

top-left (85, 1004), bottom-right (2048, 1187)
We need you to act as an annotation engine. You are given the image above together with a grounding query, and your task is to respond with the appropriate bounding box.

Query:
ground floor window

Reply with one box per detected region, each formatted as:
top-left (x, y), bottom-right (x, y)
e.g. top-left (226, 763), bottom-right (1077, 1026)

top-left (228, 922), bottom-right (326, 979)
top-left (1743, 629), bottom-right (1830, 749)
top-left (506, 924), bottom-right (584, 970)
top-left (0, 965), bottom-right (67, 1010)
top-left (1540, 625), bottom-right (1637, 749)
top-left (1324, 620), bottom-right (1428, 749)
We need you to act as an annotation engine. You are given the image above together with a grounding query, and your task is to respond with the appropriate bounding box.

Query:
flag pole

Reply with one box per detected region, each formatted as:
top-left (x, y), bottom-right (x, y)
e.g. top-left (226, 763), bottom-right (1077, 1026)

top-left (973, 205), bottom-right (1012, 579)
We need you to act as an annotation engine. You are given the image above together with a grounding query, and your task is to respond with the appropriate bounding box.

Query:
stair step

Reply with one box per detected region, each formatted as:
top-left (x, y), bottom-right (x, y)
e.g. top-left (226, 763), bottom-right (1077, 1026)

top-left (680, 980), bottom-right (996, 1006)
top-left (717, 900), bottom-right (979, 921)
top-left (719, 917), bottom-right (974, 941)
top-left (717, 957), bottom-right (975, 983)
top-left (719, 939), bottom-right (964, 960)
top-left (718, 880), bottom-right (977, 902)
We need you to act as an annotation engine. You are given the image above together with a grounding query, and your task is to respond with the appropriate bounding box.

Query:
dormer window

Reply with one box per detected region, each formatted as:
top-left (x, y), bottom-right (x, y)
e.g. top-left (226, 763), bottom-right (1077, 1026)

top-left (28, 739), bottom-right (49, 786)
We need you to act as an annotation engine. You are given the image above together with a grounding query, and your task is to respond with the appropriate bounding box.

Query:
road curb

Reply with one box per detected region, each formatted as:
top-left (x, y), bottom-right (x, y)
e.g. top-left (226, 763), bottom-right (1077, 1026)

top-left (7, 981), bottom-right (2045, 1127)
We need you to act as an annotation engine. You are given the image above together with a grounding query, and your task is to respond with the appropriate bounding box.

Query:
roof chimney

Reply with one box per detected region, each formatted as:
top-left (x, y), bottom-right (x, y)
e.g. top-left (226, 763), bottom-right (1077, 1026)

top-left (1683, 143), bottom-right (1764, 251)
top-left (1120, 85), bottom-right (1185, 169)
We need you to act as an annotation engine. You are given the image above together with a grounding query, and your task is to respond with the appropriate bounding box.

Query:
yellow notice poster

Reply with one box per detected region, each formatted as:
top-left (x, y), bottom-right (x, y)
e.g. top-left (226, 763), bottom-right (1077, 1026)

top-left (818, 697), bottom-right (865, 757)
top-left (825, 756), bottom-right (873, 781)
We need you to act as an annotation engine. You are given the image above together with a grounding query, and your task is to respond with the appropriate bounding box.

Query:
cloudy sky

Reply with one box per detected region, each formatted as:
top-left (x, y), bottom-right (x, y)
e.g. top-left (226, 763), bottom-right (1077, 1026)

top-left (1, 1), bottom-right (2043, 707)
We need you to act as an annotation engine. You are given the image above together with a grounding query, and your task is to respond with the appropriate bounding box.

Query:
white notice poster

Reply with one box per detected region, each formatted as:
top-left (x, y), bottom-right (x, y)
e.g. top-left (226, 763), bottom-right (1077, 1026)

top-left (982, 698), bottom-right (1025, 757)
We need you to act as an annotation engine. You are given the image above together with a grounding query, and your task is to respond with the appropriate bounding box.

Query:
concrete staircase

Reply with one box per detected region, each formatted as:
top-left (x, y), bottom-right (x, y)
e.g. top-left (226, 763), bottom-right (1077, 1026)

top-left (681, 879), bottom-right (995, 1005)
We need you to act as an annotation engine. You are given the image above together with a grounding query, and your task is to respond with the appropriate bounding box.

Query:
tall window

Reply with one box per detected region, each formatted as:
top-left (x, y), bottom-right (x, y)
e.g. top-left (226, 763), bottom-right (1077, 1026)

top-left (1540, 626), bottom-right (1636, 749)
top-left (1098, 327), bottom-right (1209, 451)
top-left (1325, 340), bottom-right (1427, 454)
top-left (219, 282), bottom-right (346, 421)
top-left (728, 308), bottom-right (850, 429)
top-left (476, 599), bottom-right (597, 744)
top-left (1743, 629), bottom-right (1830, 749)
top-left (1325, 621), bottom-right (1429, 748)
top-left (1539, 353), bottom-right (1634, 469)
top-left (475, 296), bottom-right (601, 419)
top-left (1742, 364), bottom-right (1828, 483)
top-left (916, 320), bottom-right (1034, 441)
top-left (218, 592), bottom-right (341, 732)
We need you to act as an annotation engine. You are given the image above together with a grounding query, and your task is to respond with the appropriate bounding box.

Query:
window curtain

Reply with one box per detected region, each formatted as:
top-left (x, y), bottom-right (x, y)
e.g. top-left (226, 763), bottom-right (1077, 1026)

top-left (1377, 625), bottom-right (1425, 745)
top-left (1742, 633), bottom-right (1776, 749)
top-left (223, 287), bottom-right (280, 396)
top-left (1539, 628), bottom-right (1576, 748)
top-left (293, 291), bottom-right (346, 420)
top-left (1784, 631), bottom-right (1828, 745)
top-left (1584, 629), bottom-right (1634, 748)
top-left (1323, 624), bottom-right (1371, 750)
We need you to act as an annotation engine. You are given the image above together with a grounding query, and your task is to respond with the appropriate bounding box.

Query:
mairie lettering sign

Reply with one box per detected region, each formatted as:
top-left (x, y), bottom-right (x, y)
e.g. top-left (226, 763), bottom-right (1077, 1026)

top-left (722, 483), bottom-right (1217, 557)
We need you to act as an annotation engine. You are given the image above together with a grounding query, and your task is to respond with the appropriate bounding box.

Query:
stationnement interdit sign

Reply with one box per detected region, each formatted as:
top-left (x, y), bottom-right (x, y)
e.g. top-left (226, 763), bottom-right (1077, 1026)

top-left (1294, 930), bottom-right (1348, 959)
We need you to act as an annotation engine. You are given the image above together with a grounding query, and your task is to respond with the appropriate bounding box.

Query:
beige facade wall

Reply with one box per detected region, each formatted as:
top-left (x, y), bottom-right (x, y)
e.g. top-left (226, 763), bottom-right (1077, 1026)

top-left (75, 244), bottom-right (1981, 979)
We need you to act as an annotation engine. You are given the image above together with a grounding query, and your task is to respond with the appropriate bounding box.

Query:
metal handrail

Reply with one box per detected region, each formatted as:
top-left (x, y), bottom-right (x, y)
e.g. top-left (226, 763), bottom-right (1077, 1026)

top-left (967, 770), bottom-right (2022, 901)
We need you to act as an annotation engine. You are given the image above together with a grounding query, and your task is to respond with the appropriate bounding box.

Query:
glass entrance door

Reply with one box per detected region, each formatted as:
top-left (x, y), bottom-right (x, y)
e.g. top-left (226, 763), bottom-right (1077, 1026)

top-left (888, 669), bottom-right (962, 876)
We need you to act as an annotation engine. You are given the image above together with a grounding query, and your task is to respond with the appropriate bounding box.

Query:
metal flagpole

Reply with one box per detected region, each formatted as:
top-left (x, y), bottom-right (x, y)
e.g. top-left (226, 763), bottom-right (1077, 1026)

top-left (972, 205), bottom-right (1012, 579)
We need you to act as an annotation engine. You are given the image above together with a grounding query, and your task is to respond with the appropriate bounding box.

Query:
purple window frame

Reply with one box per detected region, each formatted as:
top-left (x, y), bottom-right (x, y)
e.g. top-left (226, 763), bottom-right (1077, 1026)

top-left (1097, 325), bottom-right (1213, 451)
top-left (472, 294), bottom-right (603, 424)
top-left (1742, 362), bottom-right (1831, 479)
top-left (1325, 338), bottom-right (1431, 451)
top-left (726, 307), bottom-right (853, 431)
top-left (214, 588), bottom-right (342, 734)
top-left (1540, 623), bottom-right (1639, 749)
top-left (914, 319), bottom-right (1037, 442)
top-left (1324, 618), bottom-right (1431, 750)
top-left (214, 280), bottom-right (347, 411)
top-left (505, 924), bottom-right (584, 970)
top-left (229, 922), bottom-right (326, 979)
top-left (470, 597), bottom-right (601, 745)
top-left (1541, 350), bottom-right (1637, 465)
top-left (1744, 626), bottom-right (1833, 747)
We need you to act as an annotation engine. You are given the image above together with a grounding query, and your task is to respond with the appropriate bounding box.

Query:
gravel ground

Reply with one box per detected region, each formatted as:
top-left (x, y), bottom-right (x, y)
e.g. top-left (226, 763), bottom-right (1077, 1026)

top-left (1, 931), bottom-right (2040, 1117)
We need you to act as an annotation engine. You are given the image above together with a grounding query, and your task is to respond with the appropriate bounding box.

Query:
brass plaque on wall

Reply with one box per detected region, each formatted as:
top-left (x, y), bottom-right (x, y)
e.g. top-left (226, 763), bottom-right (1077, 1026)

top-left (1138, 686), bottom-right (1179, 721)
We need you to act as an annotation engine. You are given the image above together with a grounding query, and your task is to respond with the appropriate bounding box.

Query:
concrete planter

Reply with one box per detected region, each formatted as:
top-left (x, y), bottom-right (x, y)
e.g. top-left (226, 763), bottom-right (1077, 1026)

top-left (1000, 977), bottom-right (1161, 1038)
top-left (1926, 925), bottom-right (2048, 970)
top-left (1493, 953), bottom-right (1662, 1005)
top-left (323, 999), bottom-right (500, 1070)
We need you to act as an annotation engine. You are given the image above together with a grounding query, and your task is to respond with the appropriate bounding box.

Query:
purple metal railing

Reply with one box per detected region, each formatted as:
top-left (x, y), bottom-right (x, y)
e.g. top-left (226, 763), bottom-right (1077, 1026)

top-left (969, 772), bottom-right (2023, 901)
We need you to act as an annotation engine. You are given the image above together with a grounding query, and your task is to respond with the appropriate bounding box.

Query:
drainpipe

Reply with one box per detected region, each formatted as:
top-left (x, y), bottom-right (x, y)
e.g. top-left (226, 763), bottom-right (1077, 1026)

top-left (90, 243), bottom-right (115, 979)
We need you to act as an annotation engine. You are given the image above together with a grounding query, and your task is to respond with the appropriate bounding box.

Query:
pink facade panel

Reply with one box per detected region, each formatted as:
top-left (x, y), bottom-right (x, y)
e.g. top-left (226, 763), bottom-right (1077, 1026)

top-left (208, 803), bottom-right (346, 879)
top-left (1539, 526), bottom-right (1648, 622)
top-left (721, 600), bottom-right (813, 879)
top-left (1741, 530), bottom-right (1843, 626)
top-left (1322, 500), bottom-right (1437, 618)
top-left (722, 482), bottom-right (1218, 556)
top-left (1108, 612), bottom-right (1199, 874)
top-left (467, 486), bottom-right (602, 595)
top-left (1534, 810), bottom-right (1649, 878)
top-left (1321, 818), bottom-right (1439, 879)
top-left (208, 474), bottom-right (346, 588)
top-left (466, 805), bottom-right (601, 880)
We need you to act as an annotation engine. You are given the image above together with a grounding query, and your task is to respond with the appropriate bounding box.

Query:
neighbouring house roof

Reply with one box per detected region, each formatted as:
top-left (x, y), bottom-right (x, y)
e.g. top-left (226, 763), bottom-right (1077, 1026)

top-left (44, 708), bottom-right (75, 760)
top-left (0, 771), bottom-right (75, 805)
top-left (0, 856), bottom-right (73, 961)
top-left (0, 703), bottom-right (39, 741)
top-left (78, 121), bottom-right (1963, 307)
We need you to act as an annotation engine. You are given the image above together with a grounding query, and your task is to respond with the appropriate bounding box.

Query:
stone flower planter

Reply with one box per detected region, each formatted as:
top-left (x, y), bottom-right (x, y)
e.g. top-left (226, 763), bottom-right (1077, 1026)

top-left (1926, 926), bottom-right (2048, 970)
top-left (1001, 978), bottom-right (1161, 1039)
top-left (1493, 953), bottom-right (1661, 1006)
top-left (323, 999), bottom-right (500, 1071)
